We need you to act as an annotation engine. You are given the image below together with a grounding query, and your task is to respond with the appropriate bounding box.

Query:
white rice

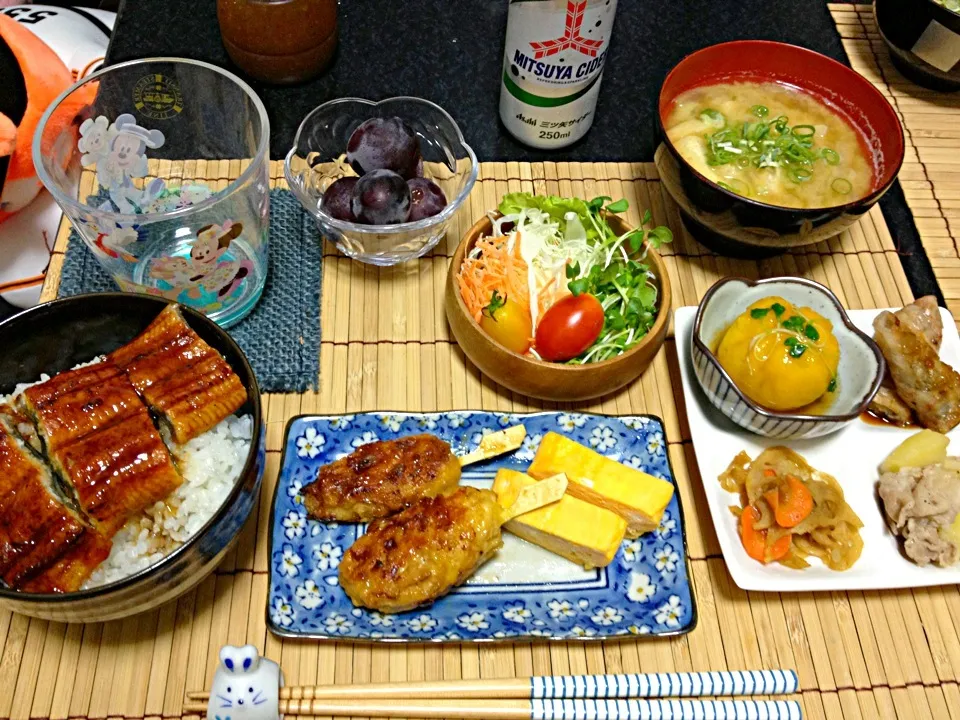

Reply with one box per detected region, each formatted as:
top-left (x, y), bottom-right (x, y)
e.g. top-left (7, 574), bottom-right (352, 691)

top-left (1, 358), bottom-right (253, 590)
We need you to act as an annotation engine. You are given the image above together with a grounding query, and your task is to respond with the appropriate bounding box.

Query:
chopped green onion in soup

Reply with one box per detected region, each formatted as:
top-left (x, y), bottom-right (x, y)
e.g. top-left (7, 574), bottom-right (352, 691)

top-left (665, 81), bottom-right (874, 209)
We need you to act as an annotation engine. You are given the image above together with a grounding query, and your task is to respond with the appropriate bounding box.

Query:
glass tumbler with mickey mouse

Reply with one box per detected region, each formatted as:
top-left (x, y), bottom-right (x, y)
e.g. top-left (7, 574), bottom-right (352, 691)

top-left (34, 57), bottom-right (271, 327)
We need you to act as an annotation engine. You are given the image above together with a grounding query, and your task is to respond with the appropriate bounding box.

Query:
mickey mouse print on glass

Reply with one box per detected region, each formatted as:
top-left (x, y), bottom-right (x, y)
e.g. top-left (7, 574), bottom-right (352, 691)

top-left (34, 58), bottom-right (271, 327)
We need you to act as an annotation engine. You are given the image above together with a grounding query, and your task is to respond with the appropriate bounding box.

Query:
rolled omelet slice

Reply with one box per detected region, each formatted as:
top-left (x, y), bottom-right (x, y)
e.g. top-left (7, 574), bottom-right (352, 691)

top-left (493, 469), bottom-right (626, 569)
top-left (527, 432), bottom-right (674, 538)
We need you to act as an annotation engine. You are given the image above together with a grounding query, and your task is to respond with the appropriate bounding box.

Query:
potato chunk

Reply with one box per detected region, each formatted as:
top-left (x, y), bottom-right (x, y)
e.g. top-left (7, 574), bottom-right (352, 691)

top-left (880, 429), bottom-right (950, 473)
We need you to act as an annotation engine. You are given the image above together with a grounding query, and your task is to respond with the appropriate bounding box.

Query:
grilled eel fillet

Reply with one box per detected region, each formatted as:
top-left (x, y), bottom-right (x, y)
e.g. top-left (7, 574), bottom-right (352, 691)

top-left (49, 409), bottom-right (184, 535)
top-left (19, 361), bottom-right (144, 453)
top-left (108, 305), bottom-right (247, 444)
top-left (18, 530), bottom-right (113, 593)
top-left (0, 418), bottom-right (110, 592)
top-left (19, 364), bottom-right (183, 536)
top-left (874, 310), bottom-right (960, 433)
top-left (338, 487), bottom-right (503, 613)
top-left (303, 434), bottom-right (462, 522)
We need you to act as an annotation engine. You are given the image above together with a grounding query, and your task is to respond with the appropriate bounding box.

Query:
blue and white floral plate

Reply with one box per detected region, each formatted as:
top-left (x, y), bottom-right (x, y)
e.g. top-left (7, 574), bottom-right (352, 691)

top-left (267, 412), bottom-right (696, 642)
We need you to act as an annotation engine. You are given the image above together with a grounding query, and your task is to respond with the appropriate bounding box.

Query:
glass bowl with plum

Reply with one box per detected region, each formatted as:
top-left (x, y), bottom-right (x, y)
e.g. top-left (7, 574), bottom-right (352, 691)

top-left (285, 97), bottom-right (478, 265)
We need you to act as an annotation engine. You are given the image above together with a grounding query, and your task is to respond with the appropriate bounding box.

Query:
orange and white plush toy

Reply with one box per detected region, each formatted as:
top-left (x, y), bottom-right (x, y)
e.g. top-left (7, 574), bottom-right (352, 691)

top-left (0, 111), bottom-right (15, 157)
top-left (0, 13), bottom-right (76, 225)
top-left (0, 6), bottom-right (113, 308)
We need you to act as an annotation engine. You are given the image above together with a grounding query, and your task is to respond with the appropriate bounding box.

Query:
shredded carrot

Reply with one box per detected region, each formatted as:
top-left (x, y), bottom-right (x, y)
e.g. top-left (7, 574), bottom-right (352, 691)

top-left (457, 232), bottom-right (530, 323)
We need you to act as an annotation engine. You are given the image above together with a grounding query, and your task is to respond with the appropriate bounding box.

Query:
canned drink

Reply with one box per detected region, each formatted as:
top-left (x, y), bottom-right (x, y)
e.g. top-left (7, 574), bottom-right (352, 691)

top-left (499, 0), bottom-right (618, 149)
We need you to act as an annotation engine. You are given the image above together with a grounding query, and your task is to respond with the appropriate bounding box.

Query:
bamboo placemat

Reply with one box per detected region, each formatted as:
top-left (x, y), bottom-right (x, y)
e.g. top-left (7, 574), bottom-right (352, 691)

top-left (10, 148), bottom-right (958, 720)
top-left (831, 2), bottom-right (960, 322)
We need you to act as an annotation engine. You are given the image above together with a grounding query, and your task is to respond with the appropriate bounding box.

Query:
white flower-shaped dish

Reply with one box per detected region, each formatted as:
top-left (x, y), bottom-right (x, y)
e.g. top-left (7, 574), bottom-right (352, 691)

top-left (692, 277), bottom-right (885, 439)
top-left (284, 96), bottom-right (478, 267)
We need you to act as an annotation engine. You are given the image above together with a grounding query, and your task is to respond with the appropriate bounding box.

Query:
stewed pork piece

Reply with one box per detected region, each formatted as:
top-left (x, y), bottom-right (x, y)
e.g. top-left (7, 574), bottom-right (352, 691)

top-left (879, 463), bottom-right (960, 567)
top-left (894, 295), bottom-right (943, 350)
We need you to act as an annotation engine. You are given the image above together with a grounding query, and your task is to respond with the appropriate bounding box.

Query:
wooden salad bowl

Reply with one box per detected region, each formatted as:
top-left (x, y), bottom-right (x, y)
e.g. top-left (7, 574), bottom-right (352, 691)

top-left (445, 213), bottom-right (672, 402)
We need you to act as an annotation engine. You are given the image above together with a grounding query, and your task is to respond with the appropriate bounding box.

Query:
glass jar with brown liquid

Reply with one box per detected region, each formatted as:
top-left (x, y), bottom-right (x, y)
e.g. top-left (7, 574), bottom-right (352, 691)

top-left (217, 0), bottom-right (337, 85)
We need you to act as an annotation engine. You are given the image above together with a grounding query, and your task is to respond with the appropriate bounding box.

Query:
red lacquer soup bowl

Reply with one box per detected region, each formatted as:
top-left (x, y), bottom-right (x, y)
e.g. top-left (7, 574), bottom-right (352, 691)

top-left (658, 41), bottom-right (905, 254)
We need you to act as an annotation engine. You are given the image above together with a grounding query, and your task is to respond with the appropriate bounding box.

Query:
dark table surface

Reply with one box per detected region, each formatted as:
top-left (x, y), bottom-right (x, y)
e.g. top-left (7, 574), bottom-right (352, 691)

top-left (31, 0), bottom-right (941, 313)
top-left (110, 0), bottom-right (858, 163)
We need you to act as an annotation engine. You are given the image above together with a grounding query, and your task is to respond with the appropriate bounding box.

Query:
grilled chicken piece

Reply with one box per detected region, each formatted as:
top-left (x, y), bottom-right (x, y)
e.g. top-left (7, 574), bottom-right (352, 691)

top-left (50, 409), bottom-right (183, 535)
top-left (109, 305), bottom-right (247, 444)
top-left (338, 487), bottom-right (503, 613)
top-left (303, 434), bottom-right (461, 522)
top-left (18, 362), bottom-right (144, 452)
top-left (873, 311), bottom-right (960, 433)
top-left (0, 419), bottom-right (108, 591)
top-left (868, 297), bottom-right (944, 425)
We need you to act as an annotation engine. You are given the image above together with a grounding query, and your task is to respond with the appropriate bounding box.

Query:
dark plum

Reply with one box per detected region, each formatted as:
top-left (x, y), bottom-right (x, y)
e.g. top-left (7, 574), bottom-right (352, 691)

top-left (407, 178), bottom-right (447, 221)
top-left (351, 169), bottom-right (411, 225)
top-left (346, 117), bottom-right (421, 178)
top-left (321, 177), bottom-right (358, 221)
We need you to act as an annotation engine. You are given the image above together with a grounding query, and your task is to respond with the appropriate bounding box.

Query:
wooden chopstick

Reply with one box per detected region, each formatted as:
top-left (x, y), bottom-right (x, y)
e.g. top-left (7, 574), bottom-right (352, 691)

top-left (183, 697), bottom-right (802, 719)
top-left (186, 668), bottom-right (798, 702)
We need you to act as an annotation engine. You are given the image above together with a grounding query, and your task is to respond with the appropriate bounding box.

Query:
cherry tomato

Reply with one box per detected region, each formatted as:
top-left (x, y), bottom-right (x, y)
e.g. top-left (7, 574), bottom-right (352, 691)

top-left (534, 293), bottom-right (604, 362)
top-left (479, 291), bottom-right (532, 355)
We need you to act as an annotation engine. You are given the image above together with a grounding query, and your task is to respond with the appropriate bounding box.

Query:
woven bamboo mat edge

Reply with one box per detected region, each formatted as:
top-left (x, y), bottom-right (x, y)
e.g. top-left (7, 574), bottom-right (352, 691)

top-left (18, 103), bottom-right (960, 720)
top-left (831, 3), bottom-right (960, 318)
top-left (18, 159), bottom-right (960, 720)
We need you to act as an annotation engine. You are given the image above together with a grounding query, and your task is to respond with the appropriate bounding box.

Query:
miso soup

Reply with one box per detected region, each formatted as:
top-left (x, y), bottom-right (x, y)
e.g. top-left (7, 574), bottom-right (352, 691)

top-left (665, 82), bottom-right (875, 209)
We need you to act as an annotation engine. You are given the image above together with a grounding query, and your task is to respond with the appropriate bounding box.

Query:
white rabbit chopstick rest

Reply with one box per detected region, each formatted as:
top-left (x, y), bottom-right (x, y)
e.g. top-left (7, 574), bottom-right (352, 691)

top-left (207, 645), bottom-right (284, 720)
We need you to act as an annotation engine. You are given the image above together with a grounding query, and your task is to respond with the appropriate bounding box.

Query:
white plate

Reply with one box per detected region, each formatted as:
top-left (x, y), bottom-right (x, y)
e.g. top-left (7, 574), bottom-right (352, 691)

top-left (675, 305), bottom-right (960, 592)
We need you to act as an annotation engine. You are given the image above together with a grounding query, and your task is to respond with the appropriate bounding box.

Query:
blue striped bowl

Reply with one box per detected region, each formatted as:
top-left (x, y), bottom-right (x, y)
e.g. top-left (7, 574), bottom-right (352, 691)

top-left (691, 277), bottom-right (885, 439)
